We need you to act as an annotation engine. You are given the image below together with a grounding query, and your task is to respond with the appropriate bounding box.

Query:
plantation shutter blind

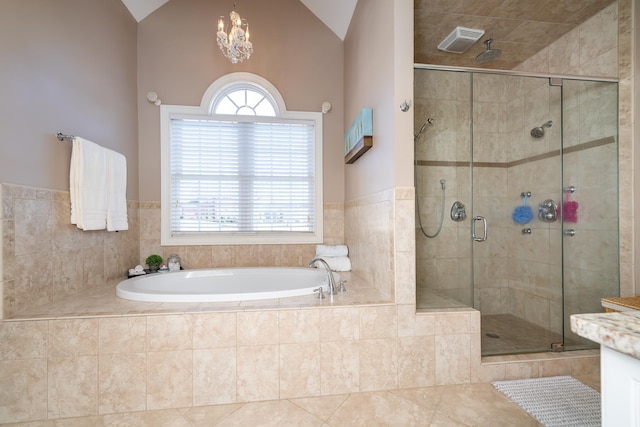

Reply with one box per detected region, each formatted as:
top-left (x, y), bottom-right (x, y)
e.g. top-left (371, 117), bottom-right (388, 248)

top-left (169, 116), bottom-right (316, 236)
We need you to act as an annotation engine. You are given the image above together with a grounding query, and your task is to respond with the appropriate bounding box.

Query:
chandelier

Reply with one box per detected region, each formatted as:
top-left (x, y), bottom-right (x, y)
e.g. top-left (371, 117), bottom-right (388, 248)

top-left (216, 2), bottom-right (253, 64)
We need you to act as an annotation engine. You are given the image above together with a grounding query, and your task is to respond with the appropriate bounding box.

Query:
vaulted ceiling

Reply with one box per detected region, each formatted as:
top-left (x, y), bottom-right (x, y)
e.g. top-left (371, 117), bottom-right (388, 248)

top-left (120, 0), bottom-right (357, 40)
top-left (121, 0), bottom-right (617, 70)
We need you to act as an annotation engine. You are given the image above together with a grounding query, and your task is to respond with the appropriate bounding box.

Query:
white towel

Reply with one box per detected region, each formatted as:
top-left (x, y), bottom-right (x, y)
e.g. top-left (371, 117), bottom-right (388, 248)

top-left (106, 150), bottom-right (128, 231)
top-left (70, 137), bottom-right (108, 230)
top-left (315, 245), bottom-right (349, 257)
top-left (312, 256), bottom-right (351, 272)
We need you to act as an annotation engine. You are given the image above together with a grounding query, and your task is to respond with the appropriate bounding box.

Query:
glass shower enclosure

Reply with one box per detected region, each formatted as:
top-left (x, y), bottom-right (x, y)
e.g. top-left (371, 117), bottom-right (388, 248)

top-left (414, 68), bottom-right (619, 356)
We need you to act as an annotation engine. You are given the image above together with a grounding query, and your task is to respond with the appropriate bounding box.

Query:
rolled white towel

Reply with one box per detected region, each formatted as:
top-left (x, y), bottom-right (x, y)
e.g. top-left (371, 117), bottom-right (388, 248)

top-left (315, 245), bottom-right (349, 257)
top-left (312, 256), bottom-right (351, 272)
top-left (128, 268), bottom-right (146, 276)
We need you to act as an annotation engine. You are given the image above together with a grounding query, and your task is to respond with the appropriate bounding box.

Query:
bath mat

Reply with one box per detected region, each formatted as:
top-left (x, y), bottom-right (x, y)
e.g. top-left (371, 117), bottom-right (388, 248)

top-left (492, 376), bottom-right (600, 426)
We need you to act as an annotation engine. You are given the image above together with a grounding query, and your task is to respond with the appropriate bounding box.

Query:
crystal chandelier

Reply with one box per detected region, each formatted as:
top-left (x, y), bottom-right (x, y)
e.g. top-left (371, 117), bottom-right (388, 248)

top-left (216, 2), bottom-right (253, 64)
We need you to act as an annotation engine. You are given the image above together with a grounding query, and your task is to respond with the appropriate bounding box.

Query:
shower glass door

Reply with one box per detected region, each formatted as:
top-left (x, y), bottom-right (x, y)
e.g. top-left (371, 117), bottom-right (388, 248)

top-left (414, 67), bottom-right (619, 356)
top-left (472, 73), bottom-right (565, 356)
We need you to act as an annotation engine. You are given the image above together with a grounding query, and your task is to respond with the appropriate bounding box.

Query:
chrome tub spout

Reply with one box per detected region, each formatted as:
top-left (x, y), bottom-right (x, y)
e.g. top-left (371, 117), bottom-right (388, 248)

top-left (308, 257), bottom-right (336, 295)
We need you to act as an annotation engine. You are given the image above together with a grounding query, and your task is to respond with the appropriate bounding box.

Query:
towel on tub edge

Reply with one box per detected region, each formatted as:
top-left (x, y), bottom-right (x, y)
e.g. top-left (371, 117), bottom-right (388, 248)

top-left (315, 244), bottom-right (349, 257)
top-left (312, 256), bottom-right (351, 272)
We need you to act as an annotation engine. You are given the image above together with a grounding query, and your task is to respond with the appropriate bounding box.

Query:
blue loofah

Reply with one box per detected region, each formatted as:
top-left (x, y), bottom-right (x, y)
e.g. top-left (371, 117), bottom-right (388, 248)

top-left (512, 205), bottom-right (534, 224)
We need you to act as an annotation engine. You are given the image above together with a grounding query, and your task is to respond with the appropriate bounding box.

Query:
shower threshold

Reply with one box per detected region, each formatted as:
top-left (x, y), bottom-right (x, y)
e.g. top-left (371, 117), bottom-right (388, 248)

top-left (481, 314), bottom-right (583, 356)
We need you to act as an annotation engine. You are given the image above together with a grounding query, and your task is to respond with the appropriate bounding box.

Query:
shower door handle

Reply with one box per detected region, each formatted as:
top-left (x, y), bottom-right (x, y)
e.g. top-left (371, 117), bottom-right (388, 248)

top-left (472, 216), bottom-right (487, 242)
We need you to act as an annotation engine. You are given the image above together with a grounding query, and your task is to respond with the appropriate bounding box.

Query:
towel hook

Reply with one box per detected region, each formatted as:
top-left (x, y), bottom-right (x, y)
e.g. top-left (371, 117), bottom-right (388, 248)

top-left (400, 100), bottom-right (411, 112)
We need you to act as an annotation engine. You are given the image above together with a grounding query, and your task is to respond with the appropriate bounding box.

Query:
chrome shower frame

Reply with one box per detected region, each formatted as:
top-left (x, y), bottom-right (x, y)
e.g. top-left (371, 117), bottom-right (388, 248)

top-left (413, 64), bottom-right (620, 357)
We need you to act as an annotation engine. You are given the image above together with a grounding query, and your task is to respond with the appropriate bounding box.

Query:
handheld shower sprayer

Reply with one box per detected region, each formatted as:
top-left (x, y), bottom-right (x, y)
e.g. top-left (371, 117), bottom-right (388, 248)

top-left (414, 117), bottom-right (434, 142)
top-left (413, 117), bottom-right (446, 239)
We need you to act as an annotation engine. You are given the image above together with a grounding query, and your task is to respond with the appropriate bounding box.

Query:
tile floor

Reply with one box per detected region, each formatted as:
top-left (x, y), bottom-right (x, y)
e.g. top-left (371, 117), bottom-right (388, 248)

top-left (4, 374), bottom-right (600, 426)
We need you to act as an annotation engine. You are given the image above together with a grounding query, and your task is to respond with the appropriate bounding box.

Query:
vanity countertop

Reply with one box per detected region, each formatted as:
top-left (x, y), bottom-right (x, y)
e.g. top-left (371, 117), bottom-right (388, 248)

top-left (571, 311), bottom-right (640, 360)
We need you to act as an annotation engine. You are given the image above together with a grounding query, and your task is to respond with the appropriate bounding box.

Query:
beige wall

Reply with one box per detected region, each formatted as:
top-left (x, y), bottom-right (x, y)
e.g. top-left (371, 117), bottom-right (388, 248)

top-left (343, 0), bottom-right (396, 201)
top-left (137, 0), bottom-right (345, 203)
top-left (394, 0), bottom-right (417, 190)
top-left (342, 0), bottom-right (414, 292)
top-left (342, 0), bottom-right (416, 199)
top-left (0, 0), bottom-right (139, 199)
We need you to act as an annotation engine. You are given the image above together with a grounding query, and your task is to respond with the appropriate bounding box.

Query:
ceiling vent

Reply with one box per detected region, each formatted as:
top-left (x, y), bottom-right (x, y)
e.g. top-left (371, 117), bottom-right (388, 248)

top-left (437, 27), bottom-right (485, 54)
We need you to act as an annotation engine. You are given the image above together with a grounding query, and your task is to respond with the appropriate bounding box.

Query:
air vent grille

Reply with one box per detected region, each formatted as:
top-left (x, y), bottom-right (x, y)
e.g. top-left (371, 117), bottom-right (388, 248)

top-left (437, 27), bottom-right (485, 54)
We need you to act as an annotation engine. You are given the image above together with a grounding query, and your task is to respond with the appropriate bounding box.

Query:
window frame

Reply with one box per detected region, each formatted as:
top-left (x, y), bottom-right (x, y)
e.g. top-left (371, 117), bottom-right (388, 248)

top-left (160, 72), bottom-right (323, 246)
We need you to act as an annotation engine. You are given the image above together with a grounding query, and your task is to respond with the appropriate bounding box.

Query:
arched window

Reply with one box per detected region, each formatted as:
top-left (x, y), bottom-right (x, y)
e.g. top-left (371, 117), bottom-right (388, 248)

top-left (160, 74), bottom-right (323, 245)
top-left (213, 84), bottom-right (277, 116)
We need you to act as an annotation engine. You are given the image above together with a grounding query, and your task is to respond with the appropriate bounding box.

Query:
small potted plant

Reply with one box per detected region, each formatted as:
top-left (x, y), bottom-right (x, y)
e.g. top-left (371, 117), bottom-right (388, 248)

top-left (145, 254), bottom-right (163, 272)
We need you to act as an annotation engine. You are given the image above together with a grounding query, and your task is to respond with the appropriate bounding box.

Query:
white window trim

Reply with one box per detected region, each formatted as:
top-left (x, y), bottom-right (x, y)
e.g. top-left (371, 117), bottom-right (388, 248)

top-left (160, 72), bottom-right (323, 246)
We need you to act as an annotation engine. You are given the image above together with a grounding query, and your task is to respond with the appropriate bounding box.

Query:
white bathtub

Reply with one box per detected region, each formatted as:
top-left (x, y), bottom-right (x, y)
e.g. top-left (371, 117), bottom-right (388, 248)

top-left (116, 267), bottom-right (339, 302)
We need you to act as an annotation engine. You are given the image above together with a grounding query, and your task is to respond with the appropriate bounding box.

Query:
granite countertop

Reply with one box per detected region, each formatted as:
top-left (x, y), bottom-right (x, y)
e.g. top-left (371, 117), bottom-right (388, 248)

top-left (571, 311), bottom-right (640, 360)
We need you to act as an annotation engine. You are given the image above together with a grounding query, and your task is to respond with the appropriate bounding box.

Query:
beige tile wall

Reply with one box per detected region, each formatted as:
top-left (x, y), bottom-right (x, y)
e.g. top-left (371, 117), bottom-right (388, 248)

top-left (0, 183), bottom-right (345, 318)
top-left (0, 305), bottom-right (489, 423)
top-left (414, 70), bottom-right (473, 306)
top-left (415, 71), bottom-right (619, 333)
top-left (138, 201), bottom-right (345, 271)
top-left (517, 0), bottom-right (634, 298)
top-left (344, 190), bottom-right (395, 296)
top-left (0, 183), bottom-right (140, 318)
top-left (514, 3), bottom-right (619, 77)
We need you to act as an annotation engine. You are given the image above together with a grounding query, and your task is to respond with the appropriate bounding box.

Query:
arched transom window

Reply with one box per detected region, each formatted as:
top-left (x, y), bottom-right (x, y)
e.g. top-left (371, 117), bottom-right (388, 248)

top-left (213, 84), bottom-right (277, 116)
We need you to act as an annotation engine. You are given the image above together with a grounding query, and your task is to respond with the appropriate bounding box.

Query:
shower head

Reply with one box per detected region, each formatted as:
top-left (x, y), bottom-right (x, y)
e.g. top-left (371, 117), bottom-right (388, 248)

top-left (475, 38), bottom-right (501, 64)
top-left (530, 120), bottom-right (553, 138)
top-left (414, 117), bottom-right (434, 142)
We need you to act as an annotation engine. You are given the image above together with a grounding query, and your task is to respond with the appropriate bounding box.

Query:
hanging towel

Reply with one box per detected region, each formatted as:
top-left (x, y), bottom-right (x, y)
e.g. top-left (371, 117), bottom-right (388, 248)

top-left (70, 137), bottom-right (108, 230)
top-left (315, 244), bottom-right (349, 257)
top-left (312, 256), bottom-right (352, 272)
top-left (106, 150), bottom-right (128, 231)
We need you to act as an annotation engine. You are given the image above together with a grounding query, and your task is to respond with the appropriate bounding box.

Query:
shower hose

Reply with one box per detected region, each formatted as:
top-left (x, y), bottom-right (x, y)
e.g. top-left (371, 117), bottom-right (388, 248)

top-left (414, 139), bottom-right (445, 238)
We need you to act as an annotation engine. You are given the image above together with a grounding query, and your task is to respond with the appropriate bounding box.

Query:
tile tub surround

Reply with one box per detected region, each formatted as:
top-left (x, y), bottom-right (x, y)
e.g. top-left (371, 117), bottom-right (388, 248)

top-left (0, 182), bottom-right (345, 318)
top-left (0, 288), bottom-right (600, 424)
top-left (0, 183), bottom-right (141, 318)
top-left (138, 201), bottom-right (346, 271)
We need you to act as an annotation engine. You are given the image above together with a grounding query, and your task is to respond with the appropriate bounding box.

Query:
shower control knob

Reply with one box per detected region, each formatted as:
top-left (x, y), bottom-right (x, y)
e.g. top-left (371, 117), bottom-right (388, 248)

top-left (564, 229), bottom-right (576, 237)
top-left (450, 201), bottom-right (467, 222)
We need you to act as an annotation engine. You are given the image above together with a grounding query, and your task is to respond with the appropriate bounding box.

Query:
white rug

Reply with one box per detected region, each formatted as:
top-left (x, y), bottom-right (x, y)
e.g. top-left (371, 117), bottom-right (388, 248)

top-left (492, 375), bottom-right (601, 427)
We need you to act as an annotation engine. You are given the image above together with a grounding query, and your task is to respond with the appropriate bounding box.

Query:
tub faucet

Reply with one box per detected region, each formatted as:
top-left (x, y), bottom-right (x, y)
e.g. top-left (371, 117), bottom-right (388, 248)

top-left (309, 257), bottom-right (336, 295)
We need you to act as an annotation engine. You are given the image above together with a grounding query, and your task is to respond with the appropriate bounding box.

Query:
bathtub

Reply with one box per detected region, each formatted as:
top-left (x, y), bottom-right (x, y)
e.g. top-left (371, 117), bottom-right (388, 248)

top-left (116, 267), bottom-right (339, 303)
